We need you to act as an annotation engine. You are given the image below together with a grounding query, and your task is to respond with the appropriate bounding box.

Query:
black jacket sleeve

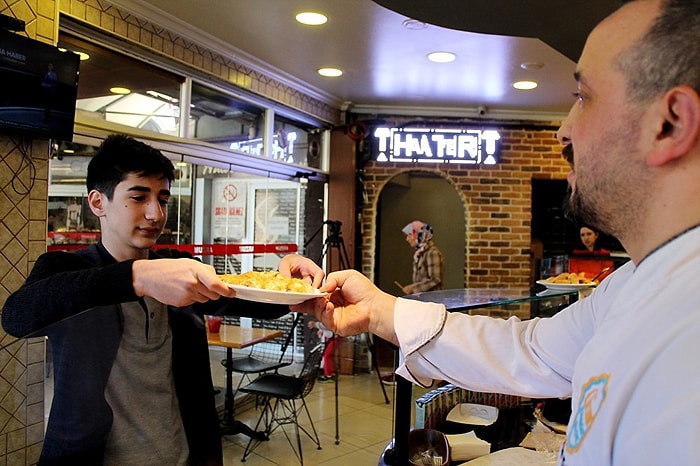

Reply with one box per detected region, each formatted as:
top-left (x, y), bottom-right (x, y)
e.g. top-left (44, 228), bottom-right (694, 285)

top-left (3, 247), bottom-right (291, 338)
top-left (1, 250), bottom-right (137, 337)
top-left (202, 298), bottom-right (290, 319)
top-left (158, 249), bottom-right (291, 320)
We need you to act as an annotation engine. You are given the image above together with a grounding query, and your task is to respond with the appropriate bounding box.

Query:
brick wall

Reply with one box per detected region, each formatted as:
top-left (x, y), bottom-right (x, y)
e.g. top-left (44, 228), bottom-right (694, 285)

top-left (359, 125), bottom-right (570, 317)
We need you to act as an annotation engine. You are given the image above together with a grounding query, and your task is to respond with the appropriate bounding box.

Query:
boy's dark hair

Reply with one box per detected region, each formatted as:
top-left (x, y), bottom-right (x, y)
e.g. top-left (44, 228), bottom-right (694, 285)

top-left (87, 134), bottom-right (175, 199)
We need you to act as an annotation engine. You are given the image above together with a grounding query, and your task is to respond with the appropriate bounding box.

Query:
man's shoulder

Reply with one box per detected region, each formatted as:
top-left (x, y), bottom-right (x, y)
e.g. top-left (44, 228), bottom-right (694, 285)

top-left (35, 245), bottom-right (102, 270)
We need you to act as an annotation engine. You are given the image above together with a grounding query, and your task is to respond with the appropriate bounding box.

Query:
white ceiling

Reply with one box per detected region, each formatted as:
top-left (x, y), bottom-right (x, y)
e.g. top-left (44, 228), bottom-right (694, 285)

top-left (111, 0), bottom-right (620, 120)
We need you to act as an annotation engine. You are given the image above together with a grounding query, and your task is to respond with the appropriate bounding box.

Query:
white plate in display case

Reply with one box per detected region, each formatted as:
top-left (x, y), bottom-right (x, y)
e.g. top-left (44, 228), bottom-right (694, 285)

top-left (536, 280), bottom-right (596, 291)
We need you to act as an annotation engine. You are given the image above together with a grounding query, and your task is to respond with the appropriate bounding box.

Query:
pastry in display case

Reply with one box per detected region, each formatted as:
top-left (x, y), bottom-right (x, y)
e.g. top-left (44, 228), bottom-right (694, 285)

top-left (47, 196), bottom-right (101, 250)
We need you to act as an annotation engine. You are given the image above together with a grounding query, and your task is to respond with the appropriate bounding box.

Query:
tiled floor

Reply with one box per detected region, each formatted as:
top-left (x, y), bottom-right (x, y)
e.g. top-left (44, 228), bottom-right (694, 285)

top-left (210, 346), bottom-right (430, 466)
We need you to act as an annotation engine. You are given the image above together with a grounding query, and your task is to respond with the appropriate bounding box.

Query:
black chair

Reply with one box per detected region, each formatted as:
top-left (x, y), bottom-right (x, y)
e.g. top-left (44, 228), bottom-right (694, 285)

top-left (239, 342), bottom-right (325, 465)
top-left (222, 313), bottom-right (302, 400)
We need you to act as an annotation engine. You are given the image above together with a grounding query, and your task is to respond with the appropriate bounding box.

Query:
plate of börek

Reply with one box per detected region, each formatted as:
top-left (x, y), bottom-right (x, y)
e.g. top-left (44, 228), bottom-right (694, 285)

top-left (536, 272), bottom-right (597, 291)
top-left (219, 271), bottom-right (327, 305)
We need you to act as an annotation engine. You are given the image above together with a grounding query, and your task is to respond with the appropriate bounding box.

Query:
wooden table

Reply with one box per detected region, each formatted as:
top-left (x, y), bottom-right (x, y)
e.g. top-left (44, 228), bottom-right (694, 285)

top-left (208, 325), bottom-right (283, 439)
top-left (208, 325), bottom-right (283, 349)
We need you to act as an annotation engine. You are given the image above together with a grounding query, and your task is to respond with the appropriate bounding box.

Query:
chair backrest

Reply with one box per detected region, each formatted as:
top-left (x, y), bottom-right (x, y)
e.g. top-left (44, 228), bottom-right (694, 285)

top-left (297, 342), bottom-right (325, 399)
top-left (414, 384), bottom-right (522, 430)
top-left (248, 312), bottom-right (302, 365)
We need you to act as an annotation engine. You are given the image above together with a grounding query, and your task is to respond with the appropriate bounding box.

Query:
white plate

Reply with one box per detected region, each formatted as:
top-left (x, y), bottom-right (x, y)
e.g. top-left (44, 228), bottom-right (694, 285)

top-left (446, 403), bottom-right (499, 426)
top-left (227, 284), bottom-right (327, 305)
top-left (536, 280), bottom-right (596, 291)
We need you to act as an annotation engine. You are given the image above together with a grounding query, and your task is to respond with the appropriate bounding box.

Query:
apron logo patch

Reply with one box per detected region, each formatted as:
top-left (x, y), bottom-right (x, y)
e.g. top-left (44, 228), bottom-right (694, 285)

top-left (567, 373), bottom-right (609, 453)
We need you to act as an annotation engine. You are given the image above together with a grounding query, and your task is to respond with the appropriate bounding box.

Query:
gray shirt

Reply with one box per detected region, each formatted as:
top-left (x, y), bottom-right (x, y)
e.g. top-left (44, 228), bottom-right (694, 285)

top-left (103, 297), bottom-right (189, 465)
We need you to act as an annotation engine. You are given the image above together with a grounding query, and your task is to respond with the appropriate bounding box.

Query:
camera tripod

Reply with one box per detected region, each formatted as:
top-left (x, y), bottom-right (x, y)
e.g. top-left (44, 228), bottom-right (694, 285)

top-left (309, 220), bottom-right (390, 445)
top-left (316, 220), bottom-right (351, 272)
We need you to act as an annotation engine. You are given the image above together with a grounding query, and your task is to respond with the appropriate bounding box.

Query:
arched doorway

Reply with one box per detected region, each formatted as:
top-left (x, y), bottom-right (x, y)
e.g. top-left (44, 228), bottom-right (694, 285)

top-left (376, 171), bottom-right (466, 295)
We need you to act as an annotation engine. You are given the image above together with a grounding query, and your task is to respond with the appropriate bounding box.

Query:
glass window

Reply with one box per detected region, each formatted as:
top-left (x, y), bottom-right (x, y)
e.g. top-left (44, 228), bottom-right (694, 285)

top-left (159, 160), bottom-right (193, 246)
top-left (58, 30), bottom-right (327, 172)
top-left (47, 141), bottom-right (193, 251)
top-left (47, 138), bottom-right (325, 270)
top-left (58, 33), bottom-right (185, 136)
top-left (190, 82), bottom-right (265, 151)
top-left (49, 29), bottom-right (329, 262)
top-left (47, 195), bottom-right (100, 247)
top-left (47, 142), bottom-right (97, 248)
top-left (193, 165), bottom-right (308, 273)
top-left (189, 84), bottom-right (324, 170)
top-left (273, 114), bottom-right (322, 168)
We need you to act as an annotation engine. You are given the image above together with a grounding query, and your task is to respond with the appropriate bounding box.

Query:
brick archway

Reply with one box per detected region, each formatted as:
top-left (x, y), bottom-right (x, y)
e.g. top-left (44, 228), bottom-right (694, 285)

top-left (372, 168), bottom-right (469, 290)
top-left (358, 125), bottom-right (569, 290)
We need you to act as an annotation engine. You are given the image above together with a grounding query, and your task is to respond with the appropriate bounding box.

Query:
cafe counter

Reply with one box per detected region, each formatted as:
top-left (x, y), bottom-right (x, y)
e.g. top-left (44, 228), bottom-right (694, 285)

top-left (380, 287), bottom-right (578, 465)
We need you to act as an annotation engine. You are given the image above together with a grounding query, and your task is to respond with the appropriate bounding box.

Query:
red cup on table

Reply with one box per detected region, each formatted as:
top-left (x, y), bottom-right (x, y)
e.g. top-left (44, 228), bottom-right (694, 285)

top-left (207, 316), bottom-right (222, 333)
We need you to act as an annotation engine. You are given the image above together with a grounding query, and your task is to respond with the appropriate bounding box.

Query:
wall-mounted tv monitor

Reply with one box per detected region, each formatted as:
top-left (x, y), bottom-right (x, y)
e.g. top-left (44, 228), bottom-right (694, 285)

top-left (0, 30), bottom-right (80, 141)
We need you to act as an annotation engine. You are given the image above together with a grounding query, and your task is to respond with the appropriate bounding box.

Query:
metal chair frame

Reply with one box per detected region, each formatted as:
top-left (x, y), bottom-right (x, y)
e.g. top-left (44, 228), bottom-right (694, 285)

top-left (222, 313), bottom-right (302, 400)
top-left (239, 343), bottom-right (325, 465)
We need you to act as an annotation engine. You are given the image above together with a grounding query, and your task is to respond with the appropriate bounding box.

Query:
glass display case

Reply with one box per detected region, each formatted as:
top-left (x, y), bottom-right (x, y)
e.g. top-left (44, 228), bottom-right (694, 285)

top-left (380, 287), bottom-right (578, 465)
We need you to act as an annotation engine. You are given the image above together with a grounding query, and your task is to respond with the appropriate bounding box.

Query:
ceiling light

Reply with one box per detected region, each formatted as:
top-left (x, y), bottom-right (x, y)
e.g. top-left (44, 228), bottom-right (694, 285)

top-left (318, 67), bottom-right (343, 77)
top-left (402, 19), bottom-right (427, 30)
top-left (427, 51), bottom-right (456, 63)
top-left (110, 87), bottom-right (131, 95)
top-left (513, 80), bottom-right (538, 90)
top-left (296, 12), bottom-right (327, 25)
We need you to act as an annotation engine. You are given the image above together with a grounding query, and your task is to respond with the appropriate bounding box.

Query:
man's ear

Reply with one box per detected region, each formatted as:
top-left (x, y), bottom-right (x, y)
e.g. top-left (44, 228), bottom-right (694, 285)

top-left (647, 85), bottom-right (700, 167)
top-left (87, 189), bottom-right (106, 217)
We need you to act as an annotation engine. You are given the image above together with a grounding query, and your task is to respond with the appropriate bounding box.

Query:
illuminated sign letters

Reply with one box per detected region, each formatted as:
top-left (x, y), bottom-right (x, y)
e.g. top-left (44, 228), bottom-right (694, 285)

top-left (230, 131), bottom-right (298, 163)
top-left (372, 127), bottom-right (500, 165)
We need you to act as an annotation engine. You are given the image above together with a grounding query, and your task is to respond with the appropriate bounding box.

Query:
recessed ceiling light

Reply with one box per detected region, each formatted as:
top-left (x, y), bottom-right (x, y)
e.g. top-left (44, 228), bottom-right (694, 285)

top-left (318, 67), bottom-right (343, 77)
top-left (296, 12), bottom-right (328, 25)
top-left (427, 51), bottom-right (456, 63)
top-left (513, 80), bottom-right (538, 90)
top-left (110, 87), bottom-right (131, 95)
top-left (402, 18), bottom-right (427, 30)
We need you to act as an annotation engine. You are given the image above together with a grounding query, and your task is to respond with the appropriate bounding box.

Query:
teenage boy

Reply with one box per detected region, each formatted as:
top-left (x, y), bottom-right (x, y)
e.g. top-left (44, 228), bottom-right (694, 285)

top-left (3, 134), bottom-right (323, 465)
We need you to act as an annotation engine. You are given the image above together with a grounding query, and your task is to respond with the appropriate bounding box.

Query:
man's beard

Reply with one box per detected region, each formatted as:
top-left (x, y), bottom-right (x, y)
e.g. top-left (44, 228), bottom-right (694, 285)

top-left (563, 183), bottom-right (607, 234)
top-left (560, 143), bottom-right (619, 239)
top-left (559, 101), bottom-right (647, 245)
top-left (561, 144), bottom-right (602, 230)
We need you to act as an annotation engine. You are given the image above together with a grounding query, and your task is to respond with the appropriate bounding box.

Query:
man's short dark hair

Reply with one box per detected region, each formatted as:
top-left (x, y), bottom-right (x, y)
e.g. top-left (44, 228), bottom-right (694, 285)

top-left (86, 134), bottom-right (175, 199)
top-left (618, 0), bottom-right (700, 102)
